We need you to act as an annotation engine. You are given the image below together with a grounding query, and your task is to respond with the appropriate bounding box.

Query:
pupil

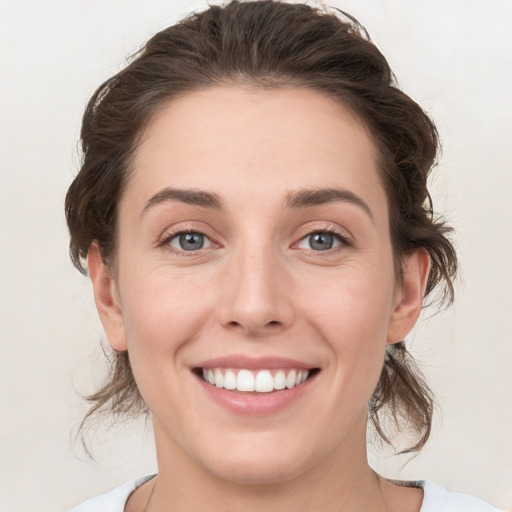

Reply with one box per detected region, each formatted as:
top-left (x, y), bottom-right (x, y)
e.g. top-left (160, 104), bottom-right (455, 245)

top-left (309, 233), bottom-right (333, 251)
top-left (180, 233), bottom-right (204, 250)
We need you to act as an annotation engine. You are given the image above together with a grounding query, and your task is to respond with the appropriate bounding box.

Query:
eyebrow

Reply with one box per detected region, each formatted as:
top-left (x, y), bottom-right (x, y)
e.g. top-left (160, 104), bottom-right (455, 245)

top-left (141, 186), bottom-right (373, 221)
top-left (141, 187), bottom-right (223, 216)
top-left (284, 187), bottom-right (374, 220)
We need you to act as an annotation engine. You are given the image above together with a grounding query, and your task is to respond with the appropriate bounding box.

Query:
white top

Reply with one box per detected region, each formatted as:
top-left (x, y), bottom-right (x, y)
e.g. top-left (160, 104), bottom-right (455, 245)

top-left (69, 475), bottom-right (502, 511)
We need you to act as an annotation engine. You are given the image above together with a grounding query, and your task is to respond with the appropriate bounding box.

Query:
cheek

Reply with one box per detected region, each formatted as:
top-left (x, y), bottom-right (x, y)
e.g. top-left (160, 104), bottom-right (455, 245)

top-left (307, 265), bottom-right (395, 338)
top-left (301, 265), bottom-right (395, 392)
top-left (119, 268), bottom-right (216, 359)
top-left (117, 269), bottom-right (219, 420)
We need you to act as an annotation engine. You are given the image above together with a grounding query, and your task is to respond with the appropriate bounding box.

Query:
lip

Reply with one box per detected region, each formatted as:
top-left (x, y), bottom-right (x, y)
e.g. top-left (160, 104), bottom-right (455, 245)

top-left (192, 355), bottom-right (319, 417)
top-left (193, 354), bottom-right (315, 370)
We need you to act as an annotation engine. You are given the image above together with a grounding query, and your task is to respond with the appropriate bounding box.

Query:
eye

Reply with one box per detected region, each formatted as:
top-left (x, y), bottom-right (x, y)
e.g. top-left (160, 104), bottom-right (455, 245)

top-left (167, 232), bottom-right (213, 251)
top-left (296, 231), bottom-right (346, 251)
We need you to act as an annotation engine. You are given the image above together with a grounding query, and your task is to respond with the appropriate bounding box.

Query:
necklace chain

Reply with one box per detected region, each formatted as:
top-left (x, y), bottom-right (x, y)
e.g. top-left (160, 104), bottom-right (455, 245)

top-left (142, 476), bottom-right (158, 512)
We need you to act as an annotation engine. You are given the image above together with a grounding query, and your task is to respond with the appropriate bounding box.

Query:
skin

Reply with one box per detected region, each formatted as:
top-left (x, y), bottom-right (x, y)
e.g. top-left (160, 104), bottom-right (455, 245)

top-left (89, 87), bottom-right (429, 511)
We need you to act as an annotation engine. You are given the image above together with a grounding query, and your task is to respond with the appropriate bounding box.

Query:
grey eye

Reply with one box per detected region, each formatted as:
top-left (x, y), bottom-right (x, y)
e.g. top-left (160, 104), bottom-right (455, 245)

top-left (308, 232), bottom-right (334, 251)
top-left (180, 233), bottom-right (204, 250)
top-left (170, 232), bottom-right (207, 251)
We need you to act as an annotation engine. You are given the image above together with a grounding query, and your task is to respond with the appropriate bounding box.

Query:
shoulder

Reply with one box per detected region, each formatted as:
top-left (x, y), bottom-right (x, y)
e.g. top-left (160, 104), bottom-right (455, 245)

top-left (69, 475), bottom-right (155, 512)
top-left (420, 481), bottom-right (503, 512)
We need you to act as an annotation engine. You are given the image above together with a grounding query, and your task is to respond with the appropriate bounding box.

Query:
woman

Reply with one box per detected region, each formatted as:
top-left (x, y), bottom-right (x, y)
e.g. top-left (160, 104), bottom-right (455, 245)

top-left (66, 1), bottom-right (500, 510)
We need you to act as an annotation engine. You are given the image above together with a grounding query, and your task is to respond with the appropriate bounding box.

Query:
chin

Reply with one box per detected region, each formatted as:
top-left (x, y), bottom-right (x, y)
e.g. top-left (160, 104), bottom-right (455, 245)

top-left (205, 455), bottom-right (307, 486)
top-left (192, 432), bottom-right (320, 486)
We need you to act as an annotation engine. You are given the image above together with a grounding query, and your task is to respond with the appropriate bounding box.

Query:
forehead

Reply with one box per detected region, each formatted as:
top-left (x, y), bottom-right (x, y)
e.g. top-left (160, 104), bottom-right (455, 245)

top-left (125, 86), bottom-right (386, 216)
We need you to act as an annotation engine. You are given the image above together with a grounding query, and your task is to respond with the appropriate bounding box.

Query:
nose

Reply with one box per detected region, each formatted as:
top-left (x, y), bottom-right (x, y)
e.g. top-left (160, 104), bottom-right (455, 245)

top-left (216, 246), bottom-right (295, 337)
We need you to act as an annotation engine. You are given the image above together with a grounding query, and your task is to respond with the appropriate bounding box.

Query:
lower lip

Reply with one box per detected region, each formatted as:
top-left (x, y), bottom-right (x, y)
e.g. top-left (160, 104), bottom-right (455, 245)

top-left (195, 373), bottom-right (317, 417)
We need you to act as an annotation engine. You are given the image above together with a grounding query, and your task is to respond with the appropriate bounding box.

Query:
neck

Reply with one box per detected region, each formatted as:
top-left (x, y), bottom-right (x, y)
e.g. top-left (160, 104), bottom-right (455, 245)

top-left (146, 416), bottom-right (403, 512)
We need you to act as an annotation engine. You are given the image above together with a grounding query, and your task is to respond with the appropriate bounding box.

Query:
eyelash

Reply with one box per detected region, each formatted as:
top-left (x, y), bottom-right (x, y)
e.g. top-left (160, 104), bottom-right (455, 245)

top-left (159, 226), bottom-right (352, 256)
top-left (159, 228), bottom-right (215, 256)
top-left (293, 226), bottom-right (352, 253)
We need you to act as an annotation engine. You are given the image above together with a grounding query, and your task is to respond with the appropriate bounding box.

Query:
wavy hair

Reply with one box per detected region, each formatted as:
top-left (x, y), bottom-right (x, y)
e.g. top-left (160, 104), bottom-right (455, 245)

top-left (66, 0), bottom-right (457, 453)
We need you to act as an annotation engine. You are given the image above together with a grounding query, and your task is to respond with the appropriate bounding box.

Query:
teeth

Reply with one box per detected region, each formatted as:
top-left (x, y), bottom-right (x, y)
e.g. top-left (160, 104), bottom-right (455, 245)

top-left (286, 369), bottom-right (297, 389)
top-left (223, 369), bottom-right (237, 390)
top-left (214, 368), bottom-right (224, 388)
top-left (255, 370), bottom-right (274, 392)
top-left (274, 370), bottom-right (286, 390)
top-left (201, 368), bottom-right (311, 392)
top-left (237, 369), bottom-right (255, 391)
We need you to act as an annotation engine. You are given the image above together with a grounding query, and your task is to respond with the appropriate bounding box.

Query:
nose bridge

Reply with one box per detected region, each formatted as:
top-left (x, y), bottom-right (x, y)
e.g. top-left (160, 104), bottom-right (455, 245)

top-left (218, 235), bottom-right (293, 335)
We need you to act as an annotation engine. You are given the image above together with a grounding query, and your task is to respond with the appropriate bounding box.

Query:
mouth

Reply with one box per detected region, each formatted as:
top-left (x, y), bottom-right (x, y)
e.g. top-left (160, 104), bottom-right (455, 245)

top-left (191, 356), bottom-right (321, 415)
top-left (193, 367), bottom-right (320, 393)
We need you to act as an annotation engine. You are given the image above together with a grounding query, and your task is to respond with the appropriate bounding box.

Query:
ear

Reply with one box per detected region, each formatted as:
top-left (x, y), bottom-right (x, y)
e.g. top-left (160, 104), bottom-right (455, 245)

top-left (387, 250), bottom-right (430, 344)
top-left (88, 243), bottom-right (127, 352)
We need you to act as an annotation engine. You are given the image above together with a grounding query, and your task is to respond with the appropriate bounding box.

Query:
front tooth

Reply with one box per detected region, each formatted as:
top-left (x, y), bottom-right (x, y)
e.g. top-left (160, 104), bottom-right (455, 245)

top-left (274, 370), bottom-right (286, 390)
top-left (214, 368), bottom-right (224, 388)
top-left (255, 370), bottom-right (274, 392)
top-left (295, 371), bottom-right (302, 386)
top-left (223, 369), bottom-right (237, 390)
top-left (207, 369), bottom-right (215, 385)
top-left (237, 369), bottom-right (255, 391)
top-left (286, 369), bottom-right (297, 389)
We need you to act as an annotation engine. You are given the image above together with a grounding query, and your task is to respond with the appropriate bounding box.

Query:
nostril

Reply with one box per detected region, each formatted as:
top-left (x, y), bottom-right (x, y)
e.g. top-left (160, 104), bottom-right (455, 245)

top-left (224, 319), bottom-right (282, 335)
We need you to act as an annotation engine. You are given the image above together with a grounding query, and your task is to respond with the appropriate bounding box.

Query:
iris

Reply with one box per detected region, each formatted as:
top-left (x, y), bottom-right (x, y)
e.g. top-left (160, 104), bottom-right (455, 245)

top-left (179, 233), bottom-right (204, 250)
top-left (309, 233), bottom-right (334, 251)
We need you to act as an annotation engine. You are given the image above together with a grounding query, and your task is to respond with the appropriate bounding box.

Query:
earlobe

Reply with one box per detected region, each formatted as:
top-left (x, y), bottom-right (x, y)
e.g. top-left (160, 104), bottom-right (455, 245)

top-left (387, 250), bottom-right (430, 344)
top-left (88, 243), bottom-right (127, 352)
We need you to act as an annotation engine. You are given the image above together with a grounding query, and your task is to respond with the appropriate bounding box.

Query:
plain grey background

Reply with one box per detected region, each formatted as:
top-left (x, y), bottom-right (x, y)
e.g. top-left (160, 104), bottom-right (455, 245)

top-left (0, 1), bottom-right (511, 510)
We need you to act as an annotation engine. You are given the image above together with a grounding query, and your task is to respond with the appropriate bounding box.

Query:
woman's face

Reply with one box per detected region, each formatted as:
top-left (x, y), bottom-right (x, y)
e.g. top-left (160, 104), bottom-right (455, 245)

top-left (91, 87), bottom-right (426, 484)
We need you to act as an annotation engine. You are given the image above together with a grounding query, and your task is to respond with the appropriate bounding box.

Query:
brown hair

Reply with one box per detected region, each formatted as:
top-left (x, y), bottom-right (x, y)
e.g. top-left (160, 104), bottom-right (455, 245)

top-left (66, 0), bottom-right (457, 452)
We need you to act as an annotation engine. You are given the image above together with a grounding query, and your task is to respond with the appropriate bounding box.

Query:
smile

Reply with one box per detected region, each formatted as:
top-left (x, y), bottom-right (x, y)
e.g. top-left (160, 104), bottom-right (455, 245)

top-left (192, 356), bottom-right (320, 415)
top-left (200, 368), bottom-right (311, 392)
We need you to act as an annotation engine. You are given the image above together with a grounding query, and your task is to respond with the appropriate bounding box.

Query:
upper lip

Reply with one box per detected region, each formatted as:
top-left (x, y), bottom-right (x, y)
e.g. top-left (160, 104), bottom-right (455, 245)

top-left (193, 355), bottom-right (317, 370)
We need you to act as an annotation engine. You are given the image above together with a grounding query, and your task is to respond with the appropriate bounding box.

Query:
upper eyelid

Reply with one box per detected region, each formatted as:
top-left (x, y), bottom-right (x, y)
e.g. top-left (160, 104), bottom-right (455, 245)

top-left (157, 231), bottom-right (212, 257)
top-left (157, 222), bottom-right (352, 247)
top-left (291, 223), bottom-right (354, 251)
top-left (160, 229), bottom-right (217, 256)
top-left (296, 231), bottom-right (349, 246)
top-left (294, 223), bottom-right (352, 241)
top-left (165, 230), bottom-right (211, 242)
top-left (159, 222), bottom-right (215, 241)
